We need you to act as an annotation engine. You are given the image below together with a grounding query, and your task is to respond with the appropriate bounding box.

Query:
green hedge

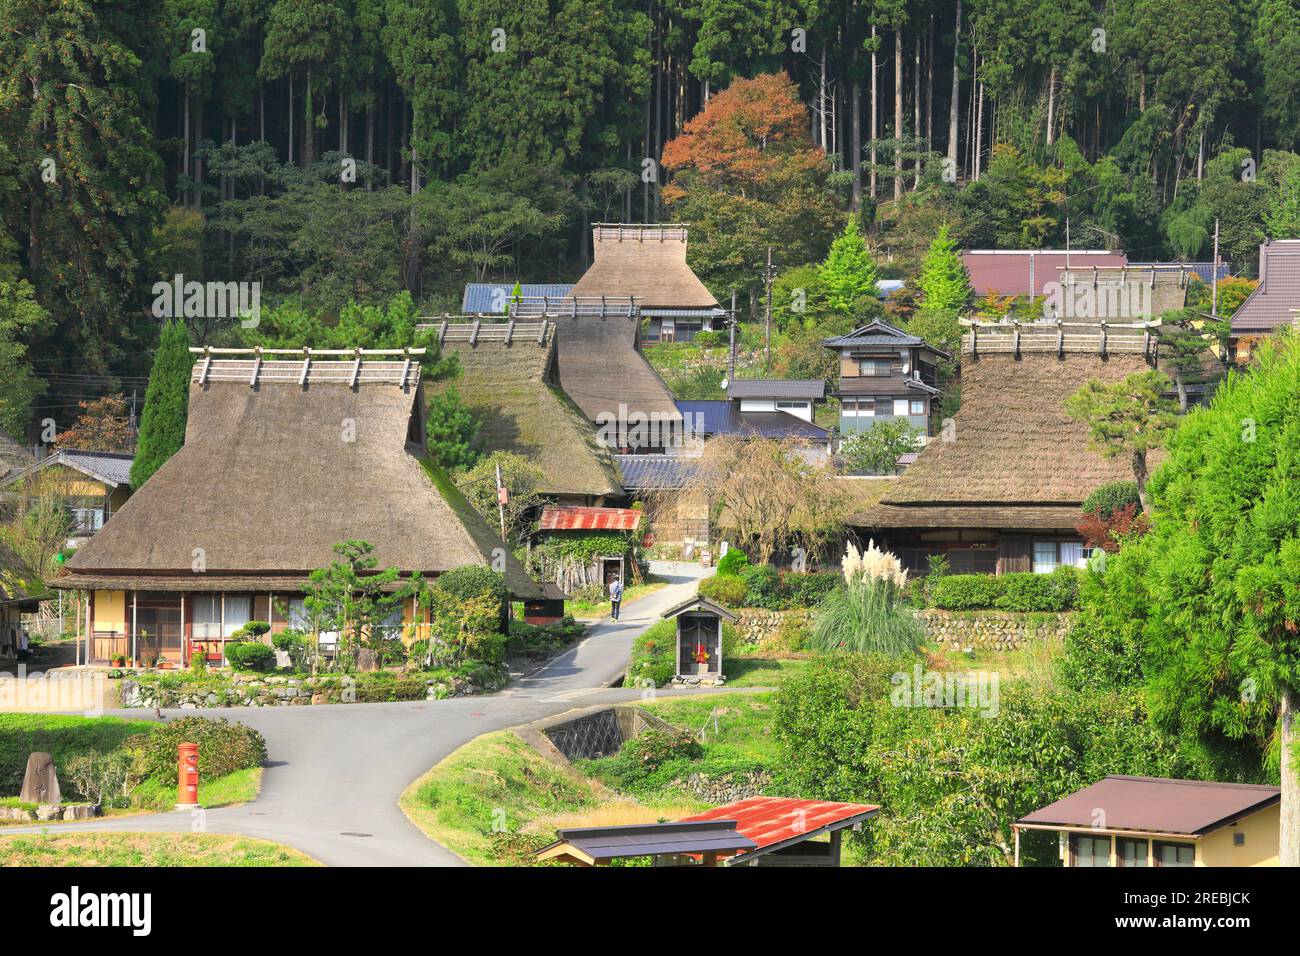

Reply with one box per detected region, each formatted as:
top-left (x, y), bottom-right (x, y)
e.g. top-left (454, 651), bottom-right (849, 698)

top-left (627, 619), bottom-right (676, 688)
top-left (124, 716), bottom-right (267, 782)
top-left (931, 567), bottom-right (1080, 611)
top-left (698, 574), bottom-right (747, 607)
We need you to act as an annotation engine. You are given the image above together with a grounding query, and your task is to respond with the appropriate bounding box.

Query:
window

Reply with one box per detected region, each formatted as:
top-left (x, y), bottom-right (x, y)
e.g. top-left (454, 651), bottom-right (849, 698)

top-left (284, 598), bottom-right (308, 630)
top-left (191, 595), bottom-right (221, 639)
top-left (893, 399), bottom-right (909, 417)
top-left (1033, 541), bottom-right (1059, 573)
top-left (948, 547), bottom-right (998, 575)
top-left (1060, 541), bottom-right (1087, 568)
top-left (70, 507), bottom-right (105, 533)
top-left (1034, 540), bottom-right (1091, 573)
top-left (1116, 838), bottom-right (1149, 867)
top-left (1153, 841), bottom-right (1195, 867)
top-left (1071, 833), bottom-right (1112, 867)
top-left (222, 595), bottom-right (251, 638)
top-left (909, 400), bottom-right (926, 416)
top-left (858, 359), bottom-right (892, 376)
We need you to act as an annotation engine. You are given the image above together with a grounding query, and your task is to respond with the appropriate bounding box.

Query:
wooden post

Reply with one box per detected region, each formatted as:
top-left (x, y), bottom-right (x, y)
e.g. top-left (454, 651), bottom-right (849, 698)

top-left (131, 591), bottom-right (138, 667)
top-left (1014, 826), bottom-right (1021, 867)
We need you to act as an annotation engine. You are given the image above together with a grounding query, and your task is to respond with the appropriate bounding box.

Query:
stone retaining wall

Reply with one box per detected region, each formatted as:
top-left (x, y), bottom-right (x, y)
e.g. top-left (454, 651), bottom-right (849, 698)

top-left (0, 803), bottom-right (98, 822)
top-left (916, 609), bottom-right (1074, 651)
top-left (733, 608), bottom-right (812, 646)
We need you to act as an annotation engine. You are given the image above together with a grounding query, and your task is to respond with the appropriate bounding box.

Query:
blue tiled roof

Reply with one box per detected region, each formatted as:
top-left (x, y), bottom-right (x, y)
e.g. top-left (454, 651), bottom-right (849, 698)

top-left (461, 283), bottom-right (574, 314)
top-left (614, 455), bottom-right (698, 490)
top-left (675, 401), bottom-right (829, 441)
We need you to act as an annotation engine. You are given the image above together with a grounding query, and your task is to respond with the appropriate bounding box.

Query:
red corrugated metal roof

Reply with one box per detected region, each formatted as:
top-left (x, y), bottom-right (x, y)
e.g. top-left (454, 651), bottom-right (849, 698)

top-left (962, 250), bottom-right (1128, 297)
top-left (538, 505), bottom-right (642, 532)
top-left (680, 797), bottom-right (879, 853)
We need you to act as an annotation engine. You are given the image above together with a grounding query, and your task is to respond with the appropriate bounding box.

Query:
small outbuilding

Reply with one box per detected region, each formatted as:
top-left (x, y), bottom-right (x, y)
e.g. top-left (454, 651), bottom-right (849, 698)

top-left (680, 797), bottom-right (880, 867)
top-left (523, 582), bottom-right (570, 626)
top-left (536, 820), bottom-right (757, 866)
top-left (659, 594), bottom-right (737, 685)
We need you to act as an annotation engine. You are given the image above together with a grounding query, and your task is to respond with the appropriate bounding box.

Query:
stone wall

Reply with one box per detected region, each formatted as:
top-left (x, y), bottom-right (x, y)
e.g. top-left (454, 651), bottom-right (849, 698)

top-left (733, 608), bottom-right (812, 646)
top-left (118, 667), bottom-right (507, 709)
top-left (916, 609), bottom-right (1074, 652)
top-left (672, 769), bottom-right (772, 804)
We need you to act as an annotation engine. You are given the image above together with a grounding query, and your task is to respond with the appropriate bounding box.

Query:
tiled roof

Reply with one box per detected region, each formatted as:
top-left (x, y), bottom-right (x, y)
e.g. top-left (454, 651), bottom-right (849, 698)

top-left (1231, 240), bottom-right (1300, 334)
top-left (461, 283), bottom-right (573, 314)
top-left (614, 455), bottom-right (698, 490)
top-left (675, 401), bottom-right (829, 440)
top-left (681, 797), bottom-right (879, 858)
top-left (726, 378), bottom-right (825, 400)
top-left (822, 320), bottom-right (943, 354)
top-left (538, 505), bottom-right (642, 532)
top-left (3, 449), bottom-right (134, 488)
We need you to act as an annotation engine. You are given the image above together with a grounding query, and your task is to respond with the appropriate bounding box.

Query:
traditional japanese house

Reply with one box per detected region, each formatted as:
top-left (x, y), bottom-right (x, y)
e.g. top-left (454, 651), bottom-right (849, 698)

top-left (821, 321), bottom-right (945, 438)
top-left (851, 320), bottom-right (1159, 574)
top-left (676, 378), bottom-right (832, 458)
top-left (1014, 776), bottom-right (1280, 868)
top-left (52, 348), bottom-right (541, 667)
top-left (1049, 263), bottom-right (1190, 321)
top-left (0, 449), bottom-right (134, 545)
top-left (511, 295), bottom-right (683, 453)
top-left (1229, 239), bottom-right (1300, 363)
top-left (566, 223), bottom-right (725, 343)
top-left (422, 320), bottom-right (623, 506)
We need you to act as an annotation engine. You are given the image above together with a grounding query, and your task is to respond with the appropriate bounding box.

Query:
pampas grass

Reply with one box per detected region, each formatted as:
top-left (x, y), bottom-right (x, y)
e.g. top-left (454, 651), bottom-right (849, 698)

top-left (808, 540), bottom-right (922, 655)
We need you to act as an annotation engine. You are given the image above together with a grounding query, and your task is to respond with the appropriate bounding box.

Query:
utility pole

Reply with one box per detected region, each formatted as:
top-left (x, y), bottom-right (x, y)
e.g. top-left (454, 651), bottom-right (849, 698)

top-left (763, 246), bottom-right (776, 372)
top-left (494, 461), bottom-right (507, 543)
top-left (728, 289), bottom-right (737, 383)
top-left (1212, 218), bottom-right (1221, 315)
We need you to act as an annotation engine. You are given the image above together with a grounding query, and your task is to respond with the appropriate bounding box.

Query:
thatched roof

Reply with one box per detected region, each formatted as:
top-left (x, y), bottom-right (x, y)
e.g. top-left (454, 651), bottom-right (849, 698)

top-left (570, 224), bottom-right (720, 309)
top-left (853, 352), bottom-right (1153, 531)
top-left (0, 541), bottom-right (48, 606)
top-left (57, 359), bottom-right (541, 597)
top-left (437, 325), bottom-right (623, 498)
top-left (0, 432), bottom-right (32, 480)
top-left (552, 313), bottom-right (682, 427)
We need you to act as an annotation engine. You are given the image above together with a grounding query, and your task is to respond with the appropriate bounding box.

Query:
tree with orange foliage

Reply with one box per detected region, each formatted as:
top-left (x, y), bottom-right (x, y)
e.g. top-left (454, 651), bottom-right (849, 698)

top-left (52, 395), bottom-right (135, 453)
top-left (660, 72), bottom-right (842, 303)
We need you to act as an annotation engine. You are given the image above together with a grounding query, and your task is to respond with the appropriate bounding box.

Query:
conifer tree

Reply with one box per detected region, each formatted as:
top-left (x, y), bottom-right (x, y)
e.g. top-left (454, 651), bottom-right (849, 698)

top-left (130, 319), bottom-right (193, 488)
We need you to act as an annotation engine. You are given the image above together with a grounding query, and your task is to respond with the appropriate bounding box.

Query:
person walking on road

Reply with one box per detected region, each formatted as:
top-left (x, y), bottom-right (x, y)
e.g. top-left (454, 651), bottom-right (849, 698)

top-left (609, 576), bottom-right (624, 621)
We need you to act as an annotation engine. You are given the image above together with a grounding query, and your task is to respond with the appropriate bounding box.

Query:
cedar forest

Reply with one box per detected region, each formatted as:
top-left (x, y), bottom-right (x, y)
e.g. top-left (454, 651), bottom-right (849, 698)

top-left (2, 0), bottom-right (1300, 437)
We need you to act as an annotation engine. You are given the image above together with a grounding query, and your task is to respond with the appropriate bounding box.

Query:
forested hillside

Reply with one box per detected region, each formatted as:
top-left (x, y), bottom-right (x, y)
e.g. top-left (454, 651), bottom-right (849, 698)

top-left (2, 0), bottom-right (1299, 431)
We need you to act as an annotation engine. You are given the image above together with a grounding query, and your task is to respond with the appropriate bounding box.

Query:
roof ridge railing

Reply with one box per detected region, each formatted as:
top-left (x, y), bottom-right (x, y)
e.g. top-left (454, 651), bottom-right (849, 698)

top-left (509, 295), bottom-right (640, 320)
top-left (591, 222), bottom-right (688, 243)
top-left (414, 319), bottom-right (553, 347)
top-left (958, 318), bottom-right (1162, 359)
top-left (189, 346), bottom-right (425, 388)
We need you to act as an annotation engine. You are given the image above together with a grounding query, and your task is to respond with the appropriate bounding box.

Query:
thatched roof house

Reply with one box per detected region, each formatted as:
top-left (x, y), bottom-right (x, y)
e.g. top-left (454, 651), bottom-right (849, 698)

top-left (0, 432), bottom-right (32, 480)
top-left (55, 348), bottom-right (540, 666)
top-left (853, 326), bottom-right (1155, 575)
top-left (570, 223), bottom-right (724, 343)
top-left (426, 321), bottom-right (623, 503)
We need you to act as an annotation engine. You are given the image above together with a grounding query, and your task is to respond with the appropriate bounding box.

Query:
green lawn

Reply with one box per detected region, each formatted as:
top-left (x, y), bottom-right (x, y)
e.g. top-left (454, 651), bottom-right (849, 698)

top-left (0, 832), bottom-right (316, 866)
top-left (642, 692), bottom-right (782, 763)
top-left (130, 766), bottom-right (263, 811)
top-left (723, 654), bottom-right (814, 688)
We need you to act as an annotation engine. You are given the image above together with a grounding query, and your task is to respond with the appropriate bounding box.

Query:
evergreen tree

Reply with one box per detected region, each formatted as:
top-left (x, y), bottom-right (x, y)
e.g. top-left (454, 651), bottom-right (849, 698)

top-left (916, 225), bottom-right (972, 313)
top-left (425, 386), bottom-right (480, 470)
top-left (130, 319), bottom-right (193, 488)
top-left (819, 220), bottom-right (879, 317)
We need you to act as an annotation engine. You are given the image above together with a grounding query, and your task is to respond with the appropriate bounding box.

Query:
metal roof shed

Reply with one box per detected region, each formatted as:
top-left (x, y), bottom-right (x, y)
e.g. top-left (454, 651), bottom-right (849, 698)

top-left (680, 797), bottom-right (881, 866)
top-left (536, 820), bottom-right (757, 866)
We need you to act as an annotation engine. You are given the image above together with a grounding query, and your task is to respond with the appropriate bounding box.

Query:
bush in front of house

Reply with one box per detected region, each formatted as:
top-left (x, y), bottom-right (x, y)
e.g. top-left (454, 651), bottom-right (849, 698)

top-left (698, 573), bottom-right (748, 607)
top-left (740, 563), bottom-right (782, 608)
top-left (931, 568), bottom-right (1080, 612)
top-left (931, 573), bottom-right (1004, 610)
top-left (690, 329), bottom-right (725, 348)
top-left (124, 716), bottom-right (267, 783)
top-left (434, 566), bottom-right (507, 606)
top-left (627, 619), bottom-right (676, 687)
top-left (506, 616), bottom-right (586, 656)
top-left (1082, 480), bottom-right (1142, 519)
top-left (225, 640), bottom-right (276, 672)
top-left (779, 569), bottom-right (843, 609)
top-left (715, 547), bottom-right (750, 577)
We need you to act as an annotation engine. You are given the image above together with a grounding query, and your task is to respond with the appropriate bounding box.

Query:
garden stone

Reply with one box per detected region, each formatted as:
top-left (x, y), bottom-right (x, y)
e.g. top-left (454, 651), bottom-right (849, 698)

top-left (20, 753), bottom-right (60, 805)
top-left (35, 804), bottom-right (62, 821)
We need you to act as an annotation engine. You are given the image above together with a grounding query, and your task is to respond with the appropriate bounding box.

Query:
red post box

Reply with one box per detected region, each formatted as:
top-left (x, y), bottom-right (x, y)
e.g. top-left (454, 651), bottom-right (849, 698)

top-left (177, 742), bottom-right (200, 808)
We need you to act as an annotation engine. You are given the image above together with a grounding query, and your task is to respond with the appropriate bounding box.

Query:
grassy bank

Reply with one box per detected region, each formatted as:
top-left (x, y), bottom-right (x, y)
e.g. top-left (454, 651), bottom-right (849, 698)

top-left (0, 832), bottom-right (316, 866)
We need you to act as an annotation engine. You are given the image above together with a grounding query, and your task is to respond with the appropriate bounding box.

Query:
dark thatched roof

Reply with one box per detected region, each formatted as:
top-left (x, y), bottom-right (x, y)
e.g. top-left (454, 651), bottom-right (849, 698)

top-left (438, 326), bottom-right (623, 498)
top-left (0, 541), bottom-right (48, 606)
top-left (0, 432), bottom-right (32, 480)
top-left (570, 224), bottom-right (719, 309)
top-left (552, 314), bottom-right (681, 426)
top-left (58, 360), bottom-right (541, 597)
top-left (852, 352), bottom-right (1154, 531)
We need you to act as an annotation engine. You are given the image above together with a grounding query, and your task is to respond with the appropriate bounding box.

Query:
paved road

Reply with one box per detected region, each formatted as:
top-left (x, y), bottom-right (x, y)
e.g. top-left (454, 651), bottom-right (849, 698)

top-left (1, 562), bottom-right (714, 866)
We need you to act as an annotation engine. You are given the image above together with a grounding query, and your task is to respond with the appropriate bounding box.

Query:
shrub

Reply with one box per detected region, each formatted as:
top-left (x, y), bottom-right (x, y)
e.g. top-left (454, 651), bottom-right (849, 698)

top-left (628, 619), bottom-right (676, 687)
top-left (780, 569), bottom-right (842, 609)
top-left (806, 579), bottom-right (925, 655)
top-left (931, 574), bottom-right (1004, 610)
top-left (273, 630), bottom-right (313, 670)
top-left (715, 547), bottom-right (750, 577)
top-left (740, 564), bottom-right (781, 608)
top-left (698, 574), bottom-right (748, 607)
top-left (63, 750), bottom-right (139, 807)
top-left (622, 728), bottom-right (702, 769)
top-left (434, 566), bottom-right (507, 605)
top-left (1082, 480), bottom-right (1141, 518)
top-left (995, 572), bottom-right (1069, 612)
top-left (691, 329), bottom-right (724, 348)
top-left (230, 621), bottom-right (271, 641)
top-left (225, 640), bottom-right (276, 672)
top-left (125, 717), bottom-right (267, 783)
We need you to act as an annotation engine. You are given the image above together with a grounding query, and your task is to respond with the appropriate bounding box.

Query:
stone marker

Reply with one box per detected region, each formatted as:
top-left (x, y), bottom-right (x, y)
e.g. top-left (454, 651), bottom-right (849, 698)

top-left (20, 752), bottom-right (60, 805)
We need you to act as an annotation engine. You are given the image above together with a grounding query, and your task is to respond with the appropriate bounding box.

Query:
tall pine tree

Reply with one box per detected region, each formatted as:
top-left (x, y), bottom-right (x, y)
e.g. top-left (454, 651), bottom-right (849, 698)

top-left (130, 319), bottom-right (193, 488)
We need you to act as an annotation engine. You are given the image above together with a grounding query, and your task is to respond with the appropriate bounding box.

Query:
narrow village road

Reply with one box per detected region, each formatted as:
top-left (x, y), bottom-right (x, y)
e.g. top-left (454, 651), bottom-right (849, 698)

top-left (3, 562), bottom-right (714, 866)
